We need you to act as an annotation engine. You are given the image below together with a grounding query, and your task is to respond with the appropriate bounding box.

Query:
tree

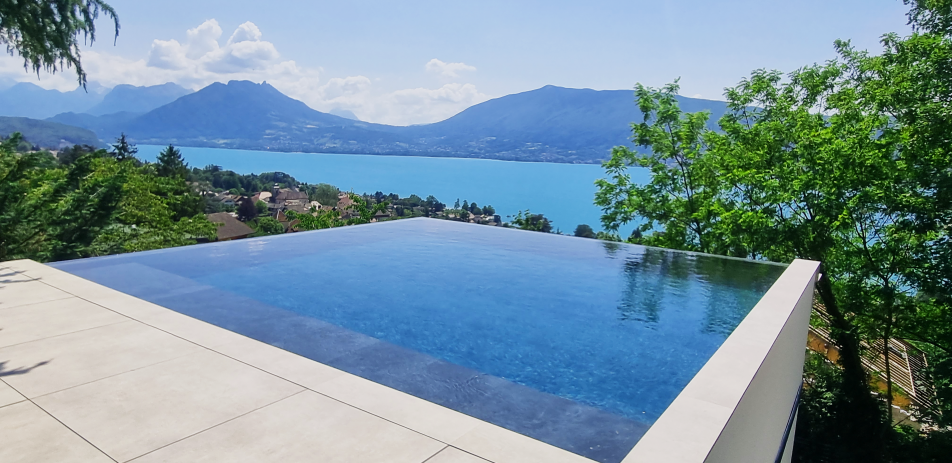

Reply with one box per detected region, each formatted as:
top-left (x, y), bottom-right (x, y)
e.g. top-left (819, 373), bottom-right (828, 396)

top-left (254, 217), bottom-right (284, 236)
top-left (454, 198), bottom-right (460, 209)
top-left (461, 200), bottom-right (469, 211)
top-left (255, 200), bottom-right (268, 215)
top-left (236, 196), bottom-right (256, 222)
top-left (110, 133), bottom-right (137, 161)
top-left (57, 144), bottom-right (101, 166)
top-left (511, 210), bottom-right (552, 233)
top-left (0, 0), bottom-right (120, 86)
top-left (469, 202), bottom-right (479, 214)
top-left (595, 23), bottom-right (952, 456)
top-left (482, 205), bottom-right (495, 216)
top-left (155, 144), bottom-right (187, 179)
top-left (308, 183), bottom-right (339, 206)
top-left (574, 224), bottom-right (596, 238)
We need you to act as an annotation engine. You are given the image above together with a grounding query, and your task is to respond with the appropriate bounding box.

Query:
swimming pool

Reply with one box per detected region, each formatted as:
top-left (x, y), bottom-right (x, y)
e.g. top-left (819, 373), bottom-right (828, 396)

top-left (52, 218), bottom-right (787, 463)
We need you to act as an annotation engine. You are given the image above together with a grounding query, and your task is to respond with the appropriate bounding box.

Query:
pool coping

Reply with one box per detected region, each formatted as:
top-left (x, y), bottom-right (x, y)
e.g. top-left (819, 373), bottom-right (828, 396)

top-left (2, 255), bottom-right (818, 463)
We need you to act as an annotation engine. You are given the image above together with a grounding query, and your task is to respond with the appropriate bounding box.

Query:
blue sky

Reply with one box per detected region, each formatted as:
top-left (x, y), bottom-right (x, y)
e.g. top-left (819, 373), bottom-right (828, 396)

top-left (0, 0), bottom-right (913, 124)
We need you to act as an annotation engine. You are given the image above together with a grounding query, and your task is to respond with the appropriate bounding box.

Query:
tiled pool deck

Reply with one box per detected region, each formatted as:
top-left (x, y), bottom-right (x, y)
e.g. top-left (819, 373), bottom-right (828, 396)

top-left (0, 259), bottom-right (594, 463)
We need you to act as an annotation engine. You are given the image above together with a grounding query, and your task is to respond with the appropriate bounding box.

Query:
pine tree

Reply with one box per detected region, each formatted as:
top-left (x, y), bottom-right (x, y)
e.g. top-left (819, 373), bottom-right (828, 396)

top-left (111, 134), bottom-right (138, 162)
top-left (156, 145), bottom-right (188, 178)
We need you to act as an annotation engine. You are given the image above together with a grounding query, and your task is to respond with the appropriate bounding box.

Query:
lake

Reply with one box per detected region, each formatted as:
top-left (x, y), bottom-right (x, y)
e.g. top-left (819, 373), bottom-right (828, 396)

top-left (138, 145), bottom-right (648, 236)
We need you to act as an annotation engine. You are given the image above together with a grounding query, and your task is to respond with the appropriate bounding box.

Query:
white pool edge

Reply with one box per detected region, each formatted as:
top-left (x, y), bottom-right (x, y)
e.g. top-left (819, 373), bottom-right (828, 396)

top-left (623, 258), bottom-right (819, 463)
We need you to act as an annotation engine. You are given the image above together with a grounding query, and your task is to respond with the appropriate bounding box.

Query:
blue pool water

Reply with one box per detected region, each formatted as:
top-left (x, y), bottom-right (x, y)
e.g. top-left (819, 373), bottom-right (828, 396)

top-left (53, 219), bottom-right (785, 462)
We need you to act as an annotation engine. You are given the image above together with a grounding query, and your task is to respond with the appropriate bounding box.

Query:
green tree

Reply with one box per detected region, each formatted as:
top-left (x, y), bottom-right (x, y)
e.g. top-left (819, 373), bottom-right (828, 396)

top-left (0, 0), bottom-right (120, 86)
top-left (454, 198), bottom-right (460, 209)
top-left (236, 196), bottom-right (256, 222)
top-left (308, 183), bottom-right (339, 206)
top-left (110, 133), bottom-right (137, 162)
top-left (595, 13), bottom-right (952, 454)
top-left (511, 210), bottom-right (552, 233)
top-left (254, 217), bottom-right (284, 236)
top-left (574, 224), bottom-right (596, 238)
top-left (57, 144), bottom-right (101, 166)
top-left (482, 204), bottom-right (495, 215)
top-left (155, 144), bottom-right (187, 179)
top-left (255, 200), bottom-right (269, 215)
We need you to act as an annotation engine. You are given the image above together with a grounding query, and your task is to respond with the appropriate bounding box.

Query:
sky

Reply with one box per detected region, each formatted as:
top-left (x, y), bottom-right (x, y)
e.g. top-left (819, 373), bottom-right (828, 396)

top-left (0, 0), bottom-right (913, 125)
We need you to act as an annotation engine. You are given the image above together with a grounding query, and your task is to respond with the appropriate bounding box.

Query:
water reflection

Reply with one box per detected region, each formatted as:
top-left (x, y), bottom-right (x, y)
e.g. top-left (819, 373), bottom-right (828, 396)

top-left (612, 245), bottom-right (785, 335)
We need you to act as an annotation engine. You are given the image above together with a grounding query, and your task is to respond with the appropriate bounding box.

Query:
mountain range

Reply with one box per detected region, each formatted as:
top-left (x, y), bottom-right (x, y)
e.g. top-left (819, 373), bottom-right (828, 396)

top-left (0, 82), bottom-right (191, 120)
top-left (6, 79), bottom-right (732, 163)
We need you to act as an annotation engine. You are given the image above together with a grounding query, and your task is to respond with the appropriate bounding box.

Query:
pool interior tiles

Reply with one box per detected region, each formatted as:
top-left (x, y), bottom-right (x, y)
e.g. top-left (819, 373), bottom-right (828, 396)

top-left (51, 219), bottom-right (786, 463)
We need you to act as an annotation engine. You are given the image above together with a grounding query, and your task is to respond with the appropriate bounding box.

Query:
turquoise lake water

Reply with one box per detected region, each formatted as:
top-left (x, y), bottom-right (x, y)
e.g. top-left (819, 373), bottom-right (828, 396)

top-left (138, 145), bottom-right (647, 235)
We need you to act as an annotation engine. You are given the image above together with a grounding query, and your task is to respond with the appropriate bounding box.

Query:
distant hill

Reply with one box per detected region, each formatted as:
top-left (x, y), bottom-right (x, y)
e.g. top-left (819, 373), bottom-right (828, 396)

top-left (329, 108), bottom-right (360, 121)
top-left (0, 82), bottom-right (108, 119)
top-left (0, 116), bottom-right (101, 149)
top-left (44, 81), bottom-right (735, 163)
top-left (398, 85), bottom-right (731, 162)
top-left (47, 111), bottom-right (139, 141)
top-left (86, 83), bottom-right (192, 116)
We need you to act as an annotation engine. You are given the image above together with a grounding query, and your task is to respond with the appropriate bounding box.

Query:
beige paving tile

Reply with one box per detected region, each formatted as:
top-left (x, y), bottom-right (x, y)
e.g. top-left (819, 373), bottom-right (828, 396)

top-left (34, 350), bottom-right (304, 462)
top-left (0, 320), bottom-right (205, 398)
top-left (131, 390), bottom-right (446, 463)
top-left (0, 379), bottom-right (25, 407)
top-left (452, 422), bottom-right (596, 463)
top-left (0, 297), bottom-right (128, 349)
top-left (0, 279), bottom-right (73, 310)
top-left (0, 400), bottom-right (113, 463)
top-left (426, 447), bottom-right (491, 463)
top-left (313, 373), bottom-right (481, 443)
top-left (212, 336), bottom-right (345, 390)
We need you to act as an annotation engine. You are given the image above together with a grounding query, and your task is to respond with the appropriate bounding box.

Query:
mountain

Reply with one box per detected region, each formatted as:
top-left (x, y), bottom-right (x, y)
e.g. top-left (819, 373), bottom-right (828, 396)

top-left (44, 81), bottom-right (735, 163)
top-left (0, 82), bottom-right (109, 119)
top-left (399, 85), bottom-right (731, 162)
top-left (329, 108), bottom-right (360, 121)
top-left (0, 116), bottom-right (101, 148)
top-left (47, 111), bottom-right (139, 141)
top-left (86, 83), bottom-right (193, 116)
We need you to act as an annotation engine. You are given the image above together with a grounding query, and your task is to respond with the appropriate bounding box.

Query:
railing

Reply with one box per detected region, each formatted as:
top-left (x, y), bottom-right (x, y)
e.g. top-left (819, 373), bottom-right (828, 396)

top-left (775, 384), bottom-right (803, 463)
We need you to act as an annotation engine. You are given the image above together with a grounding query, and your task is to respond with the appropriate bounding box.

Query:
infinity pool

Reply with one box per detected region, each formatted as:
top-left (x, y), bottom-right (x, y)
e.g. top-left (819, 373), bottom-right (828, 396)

top-left (52, 218), bottom-right (786, 463)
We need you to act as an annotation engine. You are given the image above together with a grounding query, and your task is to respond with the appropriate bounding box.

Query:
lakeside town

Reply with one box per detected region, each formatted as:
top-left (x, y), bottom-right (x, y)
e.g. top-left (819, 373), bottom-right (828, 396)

top-left (205, 183), bottom-right (506, 241)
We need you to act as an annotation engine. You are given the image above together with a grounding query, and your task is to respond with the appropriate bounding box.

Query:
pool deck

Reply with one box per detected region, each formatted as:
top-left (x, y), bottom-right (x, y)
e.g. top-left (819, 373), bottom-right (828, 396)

top-left (0, 259), bottom-right (595, 463)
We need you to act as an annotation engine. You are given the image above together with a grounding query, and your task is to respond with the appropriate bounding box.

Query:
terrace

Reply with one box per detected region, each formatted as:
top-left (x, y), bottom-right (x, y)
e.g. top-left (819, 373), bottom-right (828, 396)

top-left (0, 218), bottom-right (818, 463)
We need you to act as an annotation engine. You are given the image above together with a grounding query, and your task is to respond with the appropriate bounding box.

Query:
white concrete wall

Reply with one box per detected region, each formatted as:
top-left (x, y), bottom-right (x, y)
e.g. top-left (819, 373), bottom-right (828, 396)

top-left (624, 259), bottom-right (819, 463)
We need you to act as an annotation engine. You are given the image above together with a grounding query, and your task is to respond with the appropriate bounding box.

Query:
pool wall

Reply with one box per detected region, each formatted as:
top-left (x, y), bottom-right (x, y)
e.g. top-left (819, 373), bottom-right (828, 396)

top-left (623, 258), bottom-right (819, 463)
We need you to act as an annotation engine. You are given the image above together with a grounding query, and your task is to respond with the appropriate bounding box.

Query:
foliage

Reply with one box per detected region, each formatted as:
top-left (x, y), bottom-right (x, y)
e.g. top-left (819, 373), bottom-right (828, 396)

top-left (574, 224), bottom-right (596, 238)
top-left (56, 143), bottom-right (99, 165)
top-left (286, 193), bottom-right (388, 231)
top-left (0, 0), bottom-right (119, 86)
top-left (511, 210), bottom-right (552, 233)
top-left (595, 2), bottom-right (952, 459)
top-left (0, 134), bottom-right (214, 262)
top-left (255, 200), bottom-right (268, 215)
top-left (236, 196), bottom-right (256, 222)
top-left (155, 144), bottom-right (187, 179)
top-left (253, 217), bottom-right (284, 236)
top-left (309, 183), bottom-right (339, 206)
top-left (110, 133), bottom-right (137, 161)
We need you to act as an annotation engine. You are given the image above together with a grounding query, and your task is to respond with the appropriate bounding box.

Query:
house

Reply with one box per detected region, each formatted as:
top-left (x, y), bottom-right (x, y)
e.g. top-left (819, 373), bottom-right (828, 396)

top-left (206, 212), bottom-right (255, 241)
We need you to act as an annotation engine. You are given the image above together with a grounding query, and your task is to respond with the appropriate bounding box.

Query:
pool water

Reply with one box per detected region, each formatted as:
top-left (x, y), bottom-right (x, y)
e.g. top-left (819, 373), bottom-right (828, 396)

top-left (53, 218), bottom-right (785, 463)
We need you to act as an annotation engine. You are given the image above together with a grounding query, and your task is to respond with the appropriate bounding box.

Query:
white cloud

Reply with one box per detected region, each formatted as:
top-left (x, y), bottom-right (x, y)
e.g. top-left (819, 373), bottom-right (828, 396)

top-left (425, 59), bottom-right (476, 78)
top-left (0, 21), bottom-right (490, 125)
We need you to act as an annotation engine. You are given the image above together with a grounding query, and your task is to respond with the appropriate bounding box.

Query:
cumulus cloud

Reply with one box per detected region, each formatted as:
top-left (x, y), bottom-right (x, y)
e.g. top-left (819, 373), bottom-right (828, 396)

top-left (425, 58), bottom-right (476, 78)
top-left (0, 20), bottom-right (490, 125)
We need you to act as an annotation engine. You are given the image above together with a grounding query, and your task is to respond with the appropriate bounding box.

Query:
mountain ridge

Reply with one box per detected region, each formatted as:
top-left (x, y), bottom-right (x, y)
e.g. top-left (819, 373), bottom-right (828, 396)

top-left (41, 80), bottom-right (733, 164)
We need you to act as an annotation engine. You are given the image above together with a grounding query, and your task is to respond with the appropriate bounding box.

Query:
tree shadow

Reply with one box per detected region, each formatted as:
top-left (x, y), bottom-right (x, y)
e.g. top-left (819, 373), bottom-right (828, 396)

top-left (0, 360), bottom-right (51, 377)
top-left (0, 268), bottom-right (40, 285)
